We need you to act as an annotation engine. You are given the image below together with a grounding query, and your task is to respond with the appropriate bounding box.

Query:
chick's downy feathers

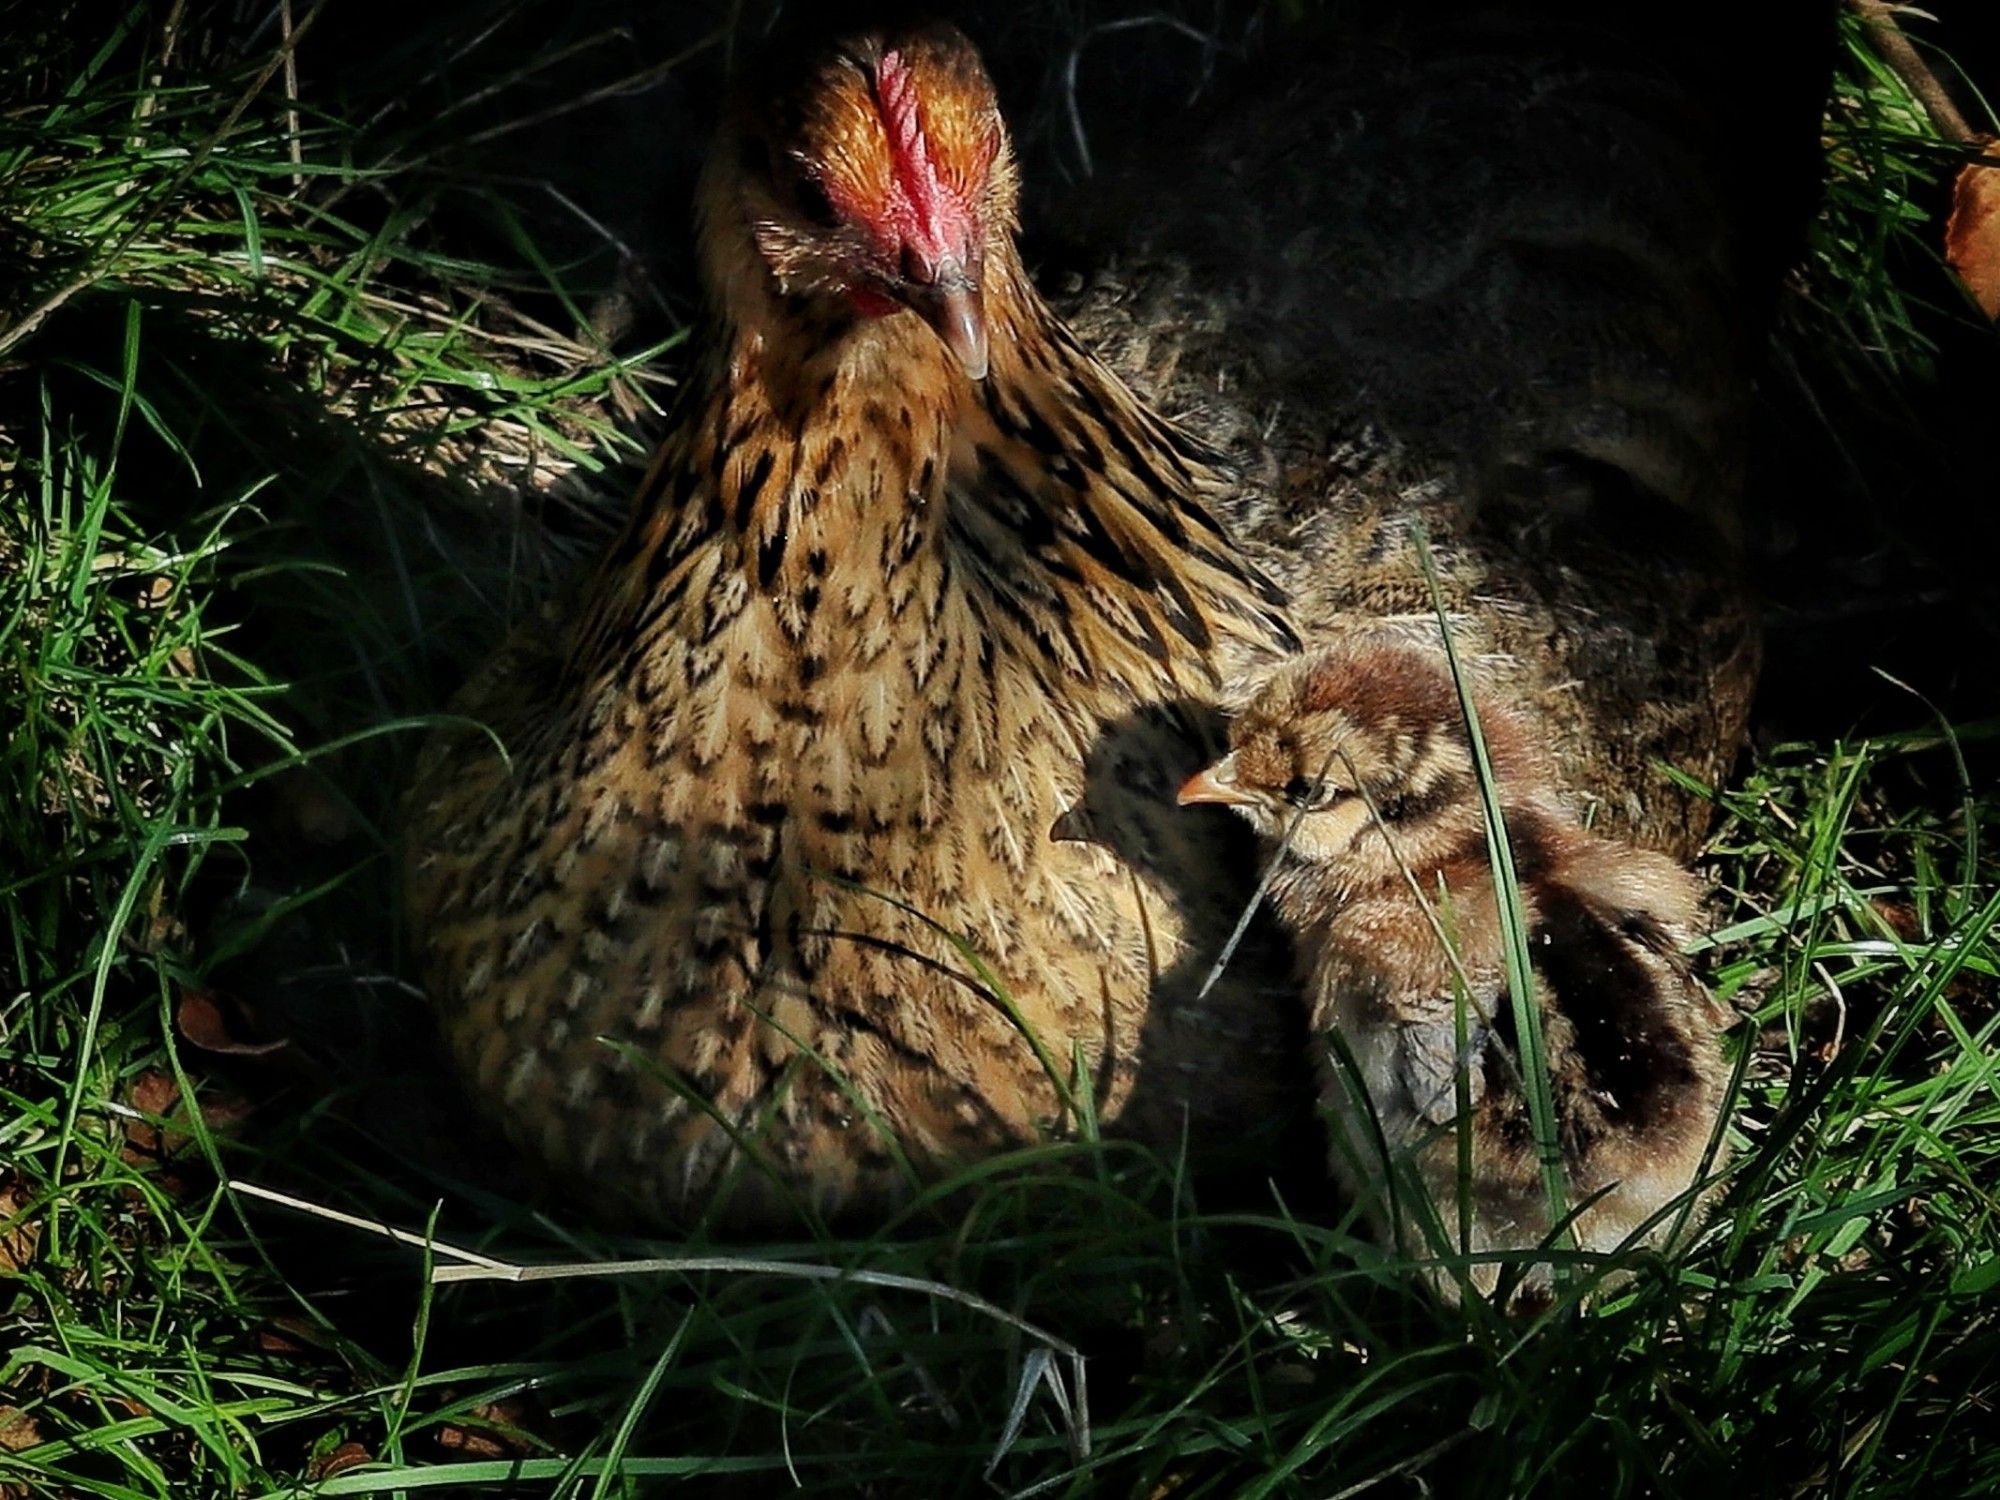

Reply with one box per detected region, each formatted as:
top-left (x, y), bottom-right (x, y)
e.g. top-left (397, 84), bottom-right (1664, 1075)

top-left (1186, 642), bottom-right (1733, 1301)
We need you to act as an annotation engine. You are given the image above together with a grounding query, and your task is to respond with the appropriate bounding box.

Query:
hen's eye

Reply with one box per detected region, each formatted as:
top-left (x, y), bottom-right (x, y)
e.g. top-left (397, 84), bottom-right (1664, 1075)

top-left (794, 173), bottom-right (840, 228)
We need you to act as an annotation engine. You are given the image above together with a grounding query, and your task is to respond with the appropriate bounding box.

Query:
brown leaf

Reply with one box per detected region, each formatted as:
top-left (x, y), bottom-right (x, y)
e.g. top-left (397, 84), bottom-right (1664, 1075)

top-left (309, 1441), bottom-right (373, 1480)
top-left (176, 989), bottom-right (288, 1057)
top-left (257, 1316), bottom-right (328, 1355)
top-left (434, 1398), bottom-right (538, 1460)
top-left (120, 1070), bottom-right (254, 1185)
top-left (133, 876), bottom-right (188, 955)
top-left (0, 1177), bottom-right (40, 1275)
top-left (1870, 898), bottom-right (1924, 942)
top-left (434, 1422), bottom-right (512, 1460)
top-left (126, 1069), bottom-right (180, 1119)
top-left (121, 1072), bottom-right (178, 1173)
top-left (0, 1406), bottom-right (43, 1453)
top-left (1945, 139), bottom-right (2000, 320)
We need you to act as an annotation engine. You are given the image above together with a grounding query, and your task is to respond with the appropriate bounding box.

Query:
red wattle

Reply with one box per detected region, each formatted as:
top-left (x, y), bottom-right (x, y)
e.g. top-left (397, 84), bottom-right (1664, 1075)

top-left (846, 285), bottom-right (901, 319)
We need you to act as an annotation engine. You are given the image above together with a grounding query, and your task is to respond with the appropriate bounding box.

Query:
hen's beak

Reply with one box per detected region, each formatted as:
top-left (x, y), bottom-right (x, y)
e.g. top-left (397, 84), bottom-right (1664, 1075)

top-left (1177, 754), bottom-right (1259, 808)
top-left (908, 269), bottom-right (988, 380)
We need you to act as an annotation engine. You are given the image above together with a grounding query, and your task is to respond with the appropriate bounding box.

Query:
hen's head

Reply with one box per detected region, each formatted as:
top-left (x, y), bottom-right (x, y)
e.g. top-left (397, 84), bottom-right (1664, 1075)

top-left (722, 24), bottom-right (1015, 379)
top-left (1179, 643), bottom-right (1554, 878)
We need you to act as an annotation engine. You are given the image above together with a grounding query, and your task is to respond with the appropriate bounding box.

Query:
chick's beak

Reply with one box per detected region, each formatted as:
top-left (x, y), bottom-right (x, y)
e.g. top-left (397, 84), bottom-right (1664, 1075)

top-left (1177, 754), bottom-right (1260, 808)
top-left (908, 266), bottom-right (988, 380)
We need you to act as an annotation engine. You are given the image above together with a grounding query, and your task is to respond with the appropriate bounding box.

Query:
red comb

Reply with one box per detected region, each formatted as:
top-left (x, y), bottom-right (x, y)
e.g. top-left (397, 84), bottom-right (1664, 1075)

top-left (860, 49), bottom-right (980, 272)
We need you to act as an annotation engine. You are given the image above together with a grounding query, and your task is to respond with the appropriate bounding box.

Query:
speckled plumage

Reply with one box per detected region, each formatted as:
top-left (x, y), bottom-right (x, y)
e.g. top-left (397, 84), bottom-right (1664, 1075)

top-left (405, 22), bottom-right (1759, 1227)
top-left (405, 27), bottom-right (1303, 1226)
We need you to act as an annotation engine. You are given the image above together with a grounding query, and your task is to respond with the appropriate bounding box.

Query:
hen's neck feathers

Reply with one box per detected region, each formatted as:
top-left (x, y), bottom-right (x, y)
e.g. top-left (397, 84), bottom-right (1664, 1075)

top-left (969, 255), bottom-right (1294, 674)
top-left (565, 173), bottom-right (1292, 727)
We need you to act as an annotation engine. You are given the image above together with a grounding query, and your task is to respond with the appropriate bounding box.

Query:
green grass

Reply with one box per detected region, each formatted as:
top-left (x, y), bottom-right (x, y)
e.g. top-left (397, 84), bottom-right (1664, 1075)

top-left (1796, 5), bottom-right (1993, 385)
top-left (4, 4), bottom-right (1999, 1496)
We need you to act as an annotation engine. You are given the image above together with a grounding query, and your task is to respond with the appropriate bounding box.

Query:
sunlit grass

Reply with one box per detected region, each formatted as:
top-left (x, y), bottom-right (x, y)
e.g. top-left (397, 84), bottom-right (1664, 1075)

top-left (3, 3), bottom-right (1997, 1497)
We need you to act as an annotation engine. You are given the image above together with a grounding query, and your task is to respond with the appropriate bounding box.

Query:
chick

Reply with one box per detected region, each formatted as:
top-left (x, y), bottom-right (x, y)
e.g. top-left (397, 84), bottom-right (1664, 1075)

top-left (1180, 639), bottom-right (1732, 1302)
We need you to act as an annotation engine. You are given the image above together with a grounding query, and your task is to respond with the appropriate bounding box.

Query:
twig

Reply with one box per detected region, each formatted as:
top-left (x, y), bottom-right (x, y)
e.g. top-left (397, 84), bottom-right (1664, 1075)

top-left (1061, 15), bottom-right (1231, 178)
top-left (133, 0), bottom-right (187, 136)
top-left (432, 28), bottom-right (636, 128)
top-left (1849, 0), bottom-right (1977, 145)
top-left (279, 0), bottom-right (304, 192)
top-left (1192, 788), bottom-right (1306, 1003)
top-left (229, 1180), bottom-right (510, 1268)
top-left (857, 1305), bottom-right (961, 1428)
top-left (1325, 1427), bottom-right (1477, 1500)
top-left (358, 2), bottom-right (529, 133)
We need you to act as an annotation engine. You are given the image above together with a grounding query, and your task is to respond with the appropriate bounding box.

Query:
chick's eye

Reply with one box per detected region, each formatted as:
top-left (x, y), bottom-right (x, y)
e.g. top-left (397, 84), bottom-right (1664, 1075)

top-left (1284, 775), bottom-right (1342, 809)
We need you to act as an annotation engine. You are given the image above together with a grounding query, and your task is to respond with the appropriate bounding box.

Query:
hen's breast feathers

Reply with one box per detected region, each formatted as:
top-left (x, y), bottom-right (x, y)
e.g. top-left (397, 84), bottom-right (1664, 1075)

top-left (405, 208), bottom-right (1308, 1225)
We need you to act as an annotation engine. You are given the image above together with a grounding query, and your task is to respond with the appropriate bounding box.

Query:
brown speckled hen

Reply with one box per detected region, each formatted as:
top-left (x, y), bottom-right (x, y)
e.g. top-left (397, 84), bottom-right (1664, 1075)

top-left (1182, 641), bottom-right (1733, 1301)
top-left (407, 16), bottom-right (1772, 1228)
top-left (404, 25), bottom-right (1301, 1227)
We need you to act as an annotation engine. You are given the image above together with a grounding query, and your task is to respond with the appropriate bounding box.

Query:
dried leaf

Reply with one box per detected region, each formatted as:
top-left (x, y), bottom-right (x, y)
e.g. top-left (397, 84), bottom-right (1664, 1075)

top-left (121, 1069), bottom-right (254, 1181)
top-left (309, 1441), bottom-right (373, 1480)
top-left (0, 1406), bottom-right (43, 1453)
top-left (434, 1423), bottom-right (512, 1460)
top-left (133, 875), bottom-right (188, 954)
top-left (271, 766), bottom-right (355, 845)
top-left (1870, 898), bottom-right (1924, 942)
top-left (434, 1399), bottom-right (538, 1460)
top-left (1945, 139), bottom-right (2000, 320)
top-left (0, 1177), bottom-right (40, 1274)
top-left (257, 1316), bottom-right (328, 1355)
top-left (177, 988), bottom-right (288, 1057)
top-left (127, 1069), bottom-right (180, 1119)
